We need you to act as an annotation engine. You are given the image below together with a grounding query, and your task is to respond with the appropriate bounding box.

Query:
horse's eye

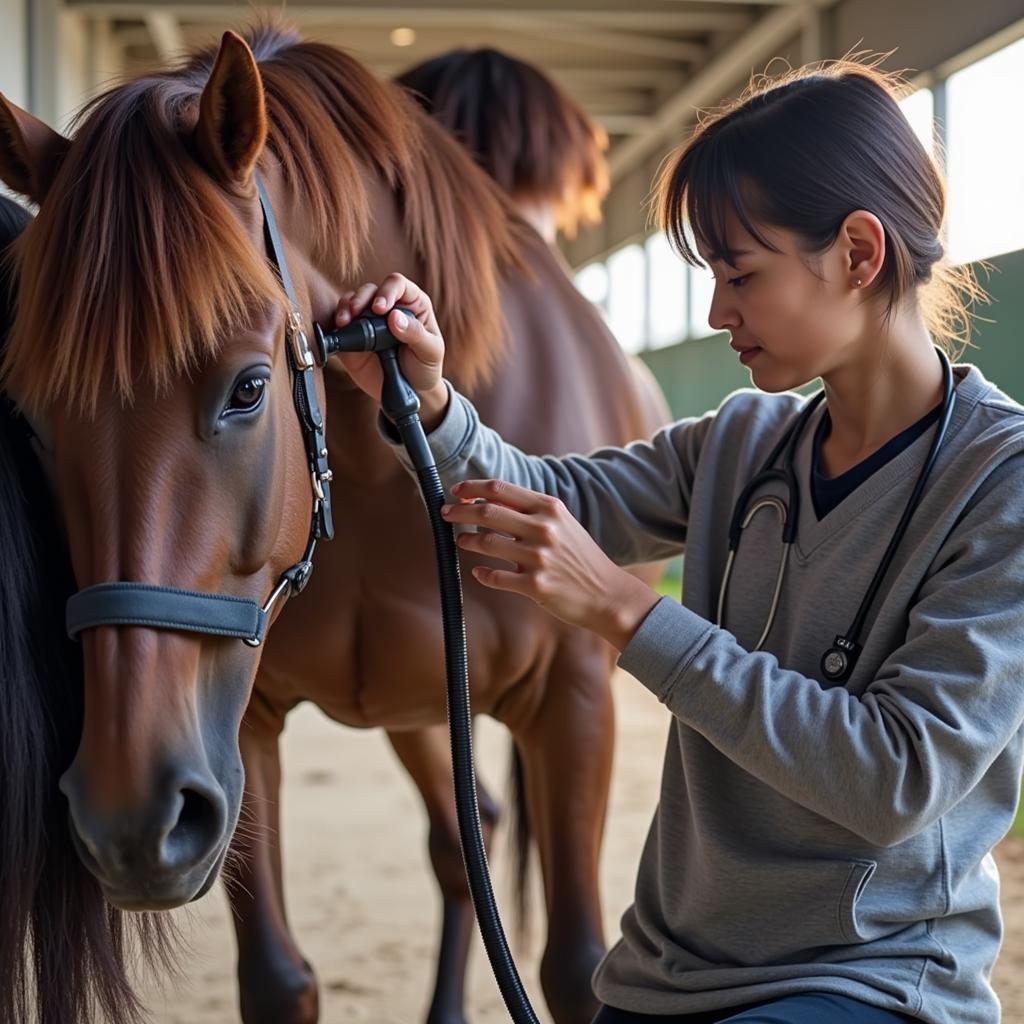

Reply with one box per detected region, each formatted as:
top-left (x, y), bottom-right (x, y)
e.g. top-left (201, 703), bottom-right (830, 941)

top-left (226, 376), bottom-right (267, 415)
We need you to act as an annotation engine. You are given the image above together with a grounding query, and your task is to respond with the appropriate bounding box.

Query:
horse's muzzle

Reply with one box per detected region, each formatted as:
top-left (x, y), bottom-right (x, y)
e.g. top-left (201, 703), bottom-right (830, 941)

top-left (59, 764), bottom-right (229, 910)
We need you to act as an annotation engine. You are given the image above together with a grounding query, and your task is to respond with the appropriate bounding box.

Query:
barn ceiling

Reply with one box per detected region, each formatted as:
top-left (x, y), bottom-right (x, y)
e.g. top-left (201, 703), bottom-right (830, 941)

top-left (64, 0), bottom-right (827, 184)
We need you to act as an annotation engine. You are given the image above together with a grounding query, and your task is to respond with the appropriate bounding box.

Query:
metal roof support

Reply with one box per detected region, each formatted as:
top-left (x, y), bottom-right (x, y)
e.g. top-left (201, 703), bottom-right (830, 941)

top-left (608, 4), bottom-right (825, 183)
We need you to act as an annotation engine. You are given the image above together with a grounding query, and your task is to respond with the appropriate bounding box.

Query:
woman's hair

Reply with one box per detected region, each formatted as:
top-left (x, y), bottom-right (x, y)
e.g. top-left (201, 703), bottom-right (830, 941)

top-left (396, 48), bottom-right (609, 237)
top-left (655, 56), bottom-right (985, 354)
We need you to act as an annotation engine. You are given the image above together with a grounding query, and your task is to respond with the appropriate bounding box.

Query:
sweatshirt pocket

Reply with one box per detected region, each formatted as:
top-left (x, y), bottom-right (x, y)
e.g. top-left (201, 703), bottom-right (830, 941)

top-left (672, 855), bottom-right (879, 966)
top-left (836, 859), bottom-right (877, 943)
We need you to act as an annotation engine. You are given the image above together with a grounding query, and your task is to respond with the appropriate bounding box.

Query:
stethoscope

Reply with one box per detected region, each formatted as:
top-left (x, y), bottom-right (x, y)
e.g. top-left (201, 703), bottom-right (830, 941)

top-left (716, 349), bottom-right (957, 683)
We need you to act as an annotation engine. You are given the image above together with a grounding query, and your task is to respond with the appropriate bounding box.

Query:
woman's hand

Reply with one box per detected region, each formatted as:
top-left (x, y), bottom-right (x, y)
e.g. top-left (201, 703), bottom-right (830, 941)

top-left (333, 273), bottom-right (449, 428)
top-left (441, 479), bottom-right (661, 651)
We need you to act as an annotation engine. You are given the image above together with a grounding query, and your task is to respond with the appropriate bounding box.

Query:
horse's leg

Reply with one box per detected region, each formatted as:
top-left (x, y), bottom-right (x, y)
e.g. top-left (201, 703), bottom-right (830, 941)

top-left (387, 724), bottom-right (501, 1024)
top-left (515, 637), bottom-right (614, 1024)
top-left (228, 690), bottom-right (319, 1024)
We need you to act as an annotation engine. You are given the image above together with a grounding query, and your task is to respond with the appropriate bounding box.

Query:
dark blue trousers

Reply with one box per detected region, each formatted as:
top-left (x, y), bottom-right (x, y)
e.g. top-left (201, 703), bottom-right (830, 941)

top-left (593, 992), bottom-right (915, 1023)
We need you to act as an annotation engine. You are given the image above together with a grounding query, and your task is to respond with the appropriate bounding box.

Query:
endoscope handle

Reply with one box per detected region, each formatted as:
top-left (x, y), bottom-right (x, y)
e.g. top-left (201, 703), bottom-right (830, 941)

top-left (313, 309), bottom-right (433, 471)
top-left (313, 307), bottom-right (416, 360)
top-left (378, 347), bottom-right (420, 422)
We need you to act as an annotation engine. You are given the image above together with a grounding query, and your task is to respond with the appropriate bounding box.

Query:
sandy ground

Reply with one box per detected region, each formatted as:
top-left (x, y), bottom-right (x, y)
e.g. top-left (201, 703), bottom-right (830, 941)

top-left (140, 673), bottom-right (1024, 1024)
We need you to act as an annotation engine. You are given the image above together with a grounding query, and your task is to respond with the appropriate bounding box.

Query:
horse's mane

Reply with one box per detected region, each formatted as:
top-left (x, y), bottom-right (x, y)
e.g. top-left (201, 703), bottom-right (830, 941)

top-left (0, 199), bottom-right (179, 1024)
top-left (2, 21), bottom-right (523, 417)
top-left (397, 47), bottom-right (609, 237)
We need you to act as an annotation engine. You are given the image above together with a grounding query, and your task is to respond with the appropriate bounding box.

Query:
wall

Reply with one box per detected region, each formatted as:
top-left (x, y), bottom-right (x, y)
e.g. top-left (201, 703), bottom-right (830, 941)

top-left (0, 0), bottom-right (28, 109)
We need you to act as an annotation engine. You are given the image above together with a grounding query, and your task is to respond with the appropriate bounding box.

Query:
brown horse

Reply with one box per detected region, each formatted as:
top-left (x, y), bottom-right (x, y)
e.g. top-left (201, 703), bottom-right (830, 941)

top-left (0, 23), bottom-right (668, 1024)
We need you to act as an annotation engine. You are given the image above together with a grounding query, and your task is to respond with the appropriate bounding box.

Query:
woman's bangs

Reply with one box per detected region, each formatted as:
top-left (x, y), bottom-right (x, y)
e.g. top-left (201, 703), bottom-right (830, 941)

top-left (663, 127), bottom-right (775, 269)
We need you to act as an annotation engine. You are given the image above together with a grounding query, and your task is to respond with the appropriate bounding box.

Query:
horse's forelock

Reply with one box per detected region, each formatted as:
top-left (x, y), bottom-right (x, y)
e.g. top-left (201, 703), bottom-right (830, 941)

top-left (0, 72), bottom-right (284, 419)
top-left (0, 20), bottom-right (519, 420)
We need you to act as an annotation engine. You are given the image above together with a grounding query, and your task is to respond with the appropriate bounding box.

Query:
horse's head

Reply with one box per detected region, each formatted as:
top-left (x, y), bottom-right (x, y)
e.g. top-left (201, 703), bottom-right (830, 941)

top-left (0, 18), bottom-right (518, 918)
top-left (0, 31), bottom-right (324, 910)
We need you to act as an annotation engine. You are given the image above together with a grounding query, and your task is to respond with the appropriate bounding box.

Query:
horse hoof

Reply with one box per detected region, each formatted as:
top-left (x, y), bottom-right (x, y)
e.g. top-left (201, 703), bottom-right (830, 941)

top-left (239, 959), bottom-right (319, 1024)
top-left (541, 940), bottom-right (604, 1024)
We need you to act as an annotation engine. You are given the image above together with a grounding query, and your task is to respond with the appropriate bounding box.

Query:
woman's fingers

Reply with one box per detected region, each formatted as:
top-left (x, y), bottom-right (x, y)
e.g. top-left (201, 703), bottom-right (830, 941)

top-left (440, 495), bottom-right (551, 540)
top-left (370, 273), bottom-right (438, 331)
top-left (448, 479), bottom-right (561, 516)
top-left (468, 565), bottom-right (532, 595)
top-left (455, 530), bottom-right (531, 569)
top-left (332, 274), bottom-right (445, 398)
top-left (335, 282), bottom-right (379, 325)
top-left (390, 308), bottom-right (444, 366)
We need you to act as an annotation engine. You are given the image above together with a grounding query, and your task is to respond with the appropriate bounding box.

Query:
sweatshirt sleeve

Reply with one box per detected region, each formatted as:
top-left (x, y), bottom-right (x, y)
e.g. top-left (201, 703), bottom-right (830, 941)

top-left (618, 453), bottom-right (1024, 848)
top-left (379, 380), bottom-right (715, 566)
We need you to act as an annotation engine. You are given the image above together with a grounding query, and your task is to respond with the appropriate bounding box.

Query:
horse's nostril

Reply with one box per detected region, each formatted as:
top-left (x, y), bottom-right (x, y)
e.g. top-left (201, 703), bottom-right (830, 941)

top-left (161, 786), bottom-right (225, 872)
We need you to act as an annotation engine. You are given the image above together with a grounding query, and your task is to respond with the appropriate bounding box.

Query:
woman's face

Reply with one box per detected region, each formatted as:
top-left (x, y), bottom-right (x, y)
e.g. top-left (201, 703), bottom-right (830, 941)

top-left (699, 206), bottom-right (866, 393)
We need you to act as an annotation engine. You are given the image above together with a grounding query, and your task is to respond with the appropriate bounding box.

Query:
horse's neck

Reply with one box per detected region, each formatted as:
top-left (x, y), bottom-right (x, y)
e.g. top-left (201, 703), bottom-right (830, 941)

top-left (299, 169), bottom-right (428, 485)
top-left (471, 228), bottom-right (652, 453)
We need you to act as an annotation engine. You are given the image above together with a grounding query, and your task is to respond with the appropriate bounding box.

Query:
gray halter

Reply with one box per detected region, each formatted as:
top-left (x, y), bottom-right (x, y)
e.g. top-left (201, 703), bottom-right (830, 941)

top-left (64, 175), bottom-right (334, 647)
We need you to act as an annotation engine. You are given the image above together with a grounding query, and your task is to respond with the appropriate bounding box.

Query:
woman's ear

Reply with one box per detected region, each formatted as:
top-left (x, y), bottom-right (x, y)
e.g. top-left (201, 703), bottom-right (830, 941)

top-left (837, 210), bottom-right (886, 290)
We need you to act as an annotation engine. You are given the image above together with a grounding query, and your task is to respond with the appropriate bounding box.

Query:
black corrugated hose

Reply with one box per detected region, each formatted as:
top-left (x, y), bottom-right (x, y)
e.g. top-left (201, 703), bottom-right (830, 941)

top-left (396, 410), bottom-right (541, 1024)
top-left (315, 315), bottom-right (540, 1022)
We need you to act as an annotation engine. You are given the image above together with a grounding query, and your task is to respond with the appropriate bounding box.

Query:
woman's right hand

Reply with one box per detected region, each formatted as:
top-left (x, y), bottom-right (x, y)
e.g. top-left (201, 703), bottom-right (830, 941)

top-left (333, 274), bottom-right (449, 426)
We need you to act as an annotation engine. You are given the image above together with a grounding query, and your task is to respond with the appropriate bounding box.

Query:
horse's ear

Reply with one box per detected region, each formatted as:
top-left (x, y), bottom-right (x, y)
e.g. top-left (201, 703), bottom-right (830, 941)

top-left (0, 94), bottom-right (70, 204)
top-left (194, 30), bottom-right (267, 189)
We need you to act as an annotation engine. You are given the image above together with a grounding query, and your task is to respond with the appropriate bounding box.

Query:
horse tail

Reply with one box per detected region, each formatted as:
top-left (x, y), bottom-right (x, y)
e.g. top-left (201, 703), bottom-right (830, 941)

top-left (507, 741), bottom-right (533, 942)
top-left (0, 408), bottom-right (179, 1024)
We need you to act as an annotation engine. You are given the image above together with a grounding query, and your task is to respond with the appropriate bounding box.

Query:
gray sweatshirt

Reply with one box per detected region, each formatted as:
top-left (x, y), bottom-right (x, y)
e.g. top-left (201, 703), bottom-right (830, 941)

top-left (383, 363), bottom-right (1024, 1023)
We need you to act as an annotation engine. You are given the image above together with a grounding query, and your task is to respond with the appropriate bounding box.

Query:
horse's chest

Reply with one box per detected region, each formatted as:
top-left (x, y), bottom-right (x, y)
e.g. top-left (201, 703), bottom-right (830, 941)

top-left (258, 534), bottom-right (549, 730)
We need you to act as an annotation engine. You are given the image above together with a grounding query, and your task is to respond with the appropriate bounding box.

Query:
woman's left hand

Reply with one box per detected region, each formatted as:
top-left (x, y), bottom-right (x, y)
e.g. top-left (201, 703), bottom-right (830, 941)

top-left (441, 479), bottom-right (661, 651)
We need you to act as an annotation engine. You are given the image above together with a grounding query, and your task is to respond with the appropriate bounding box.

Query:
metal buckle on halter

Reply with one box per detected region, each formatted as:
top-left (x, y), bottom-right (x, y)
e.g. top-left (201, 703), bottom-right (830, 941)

top-left (242, 575), bottom-right (293, 647)
top-left (241, 556), bottom-right (315, 647)
top-left (310, 467), bottom-right (333, 502)
top-left (287, 311), bottom-right (315, 371)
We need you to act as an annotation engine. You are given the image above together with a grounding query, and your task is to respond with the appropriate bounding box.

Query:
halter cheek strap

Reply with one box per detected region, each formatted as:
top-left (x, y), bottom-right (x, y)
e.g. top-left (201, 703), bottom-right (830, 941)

top-left (64, 173), bottom-right (333, 648)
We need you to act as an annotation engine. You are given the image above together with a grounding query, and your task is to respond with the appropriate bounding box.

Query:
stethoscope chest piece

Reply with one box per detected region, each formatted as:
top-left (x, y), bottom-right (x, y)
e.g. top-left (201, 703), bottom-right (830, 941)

top-left (820, 634), bottom-right (860, 682)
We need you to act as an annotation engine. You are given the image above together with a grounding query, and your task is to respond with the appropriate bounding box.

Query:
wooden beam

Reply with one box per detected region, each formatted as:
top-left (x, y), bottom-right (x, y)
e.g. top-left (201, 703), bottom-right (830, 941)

top-left (508, 20), bottom-right (706, 63)
top-left (608, 4), bottom-right (814, 181)
top-left (64, 2), bottom-right (751, 30)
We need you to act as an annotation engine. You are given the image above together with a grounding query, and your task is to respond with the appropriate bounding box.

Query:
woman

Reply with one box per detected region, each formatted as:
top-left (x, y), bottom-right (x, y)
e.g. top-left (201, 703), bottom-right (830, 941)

top-left (334, 59), bottom-right (1020, 1024)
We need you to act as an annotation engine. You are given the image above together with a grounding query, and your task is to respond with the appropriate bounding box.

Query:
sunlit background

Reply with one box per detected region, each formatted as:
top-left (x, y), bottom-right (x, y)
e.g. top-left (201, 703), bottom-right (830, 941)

top-left (577, 32), bottom-right (1024, 354)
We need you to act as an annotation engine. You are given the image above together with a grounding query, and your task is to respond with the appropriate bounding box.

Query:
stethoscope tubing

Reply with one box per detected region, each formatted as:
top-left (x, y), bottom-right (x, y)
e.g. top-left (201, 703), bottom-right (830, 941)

top-left (715, 350), bottom-right (956, 677)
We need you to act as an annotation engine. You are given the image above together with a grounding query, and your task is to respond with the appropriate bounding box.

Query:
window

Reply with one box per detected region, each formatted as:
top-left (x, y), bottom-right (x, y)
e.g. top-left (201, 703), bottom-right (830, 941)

top-left (646, 232), bottom-right (687, 348)
top-left (606, 243), bottom-right (646, 353)
top-left (689, 265), bottom-right (717, 338)
top-left (573, 261), bottom-right (609, 311)
top-left (946, 36), bottom-right (1024, 264)
top-left (899, 87), bottom-right (935, 155)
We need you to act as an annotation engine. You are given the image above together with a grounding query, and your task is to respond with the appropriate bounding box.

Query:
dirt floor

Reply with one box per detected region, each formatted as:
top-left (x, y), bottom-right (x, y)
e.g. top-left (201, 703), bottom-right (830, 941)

top-left (141, 672), bottom-right (1024, 1024)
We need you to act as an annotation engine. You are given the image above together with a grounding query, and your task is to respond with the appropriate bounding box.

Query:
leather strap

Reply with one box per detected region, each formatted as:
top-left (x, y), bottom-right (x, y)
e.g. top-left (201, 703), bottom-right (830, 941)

top-left (255, 174), bottom-right (334, 541)
top-left (67, 583), bottom-right (268, 644)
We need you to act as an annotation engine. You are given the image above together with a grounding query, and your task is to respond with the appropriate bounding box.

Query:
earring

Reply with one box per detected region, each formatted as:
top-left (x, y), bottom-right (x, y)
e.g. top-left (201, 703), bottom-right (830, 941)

top-left (854, 278), bottom-right (863, 287)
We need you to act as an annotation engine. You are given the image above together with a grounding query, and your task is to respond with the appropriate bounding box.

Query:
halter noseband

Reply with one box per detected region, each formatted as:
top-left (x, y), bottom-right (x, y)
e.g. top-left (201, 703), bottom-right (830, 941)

top-left (64, 175), bottom-right (334, 647)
